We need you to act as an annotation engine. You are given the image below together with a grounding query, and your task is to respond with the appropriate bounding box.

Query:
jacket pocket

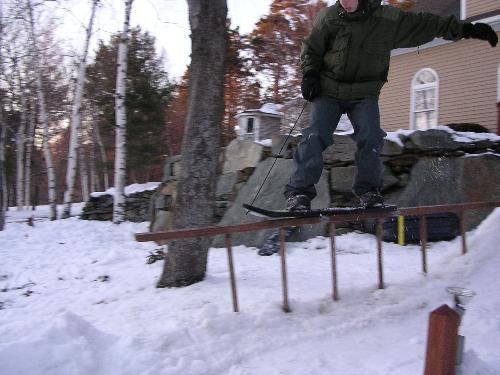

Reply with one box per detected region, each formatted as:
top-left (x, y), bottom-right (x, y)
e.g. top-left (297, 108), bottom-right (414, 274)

top-left (361, 41), bottom-right (391, 80)
top-left (323, 35), bottom-right (350, 76)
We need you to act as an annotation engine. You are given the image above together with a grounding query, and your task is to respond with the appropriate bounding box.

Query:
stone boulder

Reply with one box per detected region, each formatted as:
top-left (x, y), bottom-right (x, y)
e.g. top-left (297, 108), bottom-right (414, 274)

top-left (391, 154), bottom-right (500, 229)
top-left (381, 138), bottom-right (404, 156)
top-left (323, 134), bottom-right (357, 166)
top-left (330, 165), bottom-right (399, 194)
top-left (149, 181), bottom-right (177, 244)
top-left (222, 139), bottom-right (265, 174)
top-left (404, 129), bottom-right (460, 153)
top-left (212, 158), bottom-right (330, 248)
top-left (271, 134), bottom-right (301, 159)
top-left (216, 172), bottom-right (238, 201)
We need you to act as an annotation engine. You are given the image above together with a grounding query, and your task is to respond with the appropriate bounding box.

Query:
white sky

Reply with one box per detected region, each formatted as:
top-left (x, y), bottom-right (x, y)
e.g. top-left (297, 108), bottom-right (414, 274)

top-left (53, 0), bottom-right (278, 80)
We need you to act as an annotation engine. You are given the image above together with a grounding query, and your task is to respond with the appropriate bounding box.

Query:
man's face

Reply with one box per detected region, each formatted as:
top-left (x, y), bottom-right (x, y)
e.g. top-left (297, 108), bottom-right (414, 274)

top-left (339, 0), bottom-right (359, 13)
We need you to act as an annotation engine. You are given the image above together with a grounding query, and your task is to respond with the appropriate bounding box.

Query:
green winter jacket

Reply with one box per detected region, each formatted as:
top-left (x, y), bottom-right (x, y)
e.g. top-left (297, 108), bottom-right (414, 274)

top-left (301, 0), bottom-right (467, 100)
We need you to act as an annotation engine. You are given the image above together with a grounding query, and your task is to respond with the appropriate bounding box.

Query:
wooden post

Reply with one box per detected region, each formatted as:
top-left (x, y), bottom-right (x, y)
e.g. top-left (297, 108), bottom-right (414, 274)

top-left (424, 304), bottom-right (460, 375)
top-left (329, 222), bottom-right (339, 301)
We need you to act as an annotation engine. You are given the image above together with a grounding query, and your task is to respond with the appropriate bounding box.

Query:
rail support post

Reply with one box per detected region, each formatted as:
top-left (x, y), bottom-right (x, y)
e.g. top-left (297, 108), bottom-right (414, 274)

top-left (420, 216), bottom-right (428, 274)
top-left (458, 211), bottom-right (467, 255)
top-left (376, 219), bottom-right (384, 289)
top-left (424, 304), bottom-right (460, 375)
top-left (225, 234), bottom-right (239, 313)
top-left (279, 227), bottom-right (291, 313)
top-left (329, 222), bottom-right (339, 301)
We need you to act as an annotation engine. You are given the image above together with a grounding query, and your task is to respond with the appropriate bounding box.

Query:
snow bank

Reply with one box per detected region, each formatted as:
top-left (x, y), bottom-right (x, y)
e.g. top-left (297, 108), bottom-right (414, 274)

top-left (384, 126), bottom-right (500, 147)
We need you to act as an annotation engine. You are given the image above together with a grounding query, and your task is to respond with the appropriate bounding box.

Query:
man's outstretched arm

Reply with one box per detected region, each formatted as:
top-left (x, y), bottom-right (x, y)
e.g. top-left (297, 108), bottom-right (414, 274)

top-left (391, 9), bottom-right (497, 49)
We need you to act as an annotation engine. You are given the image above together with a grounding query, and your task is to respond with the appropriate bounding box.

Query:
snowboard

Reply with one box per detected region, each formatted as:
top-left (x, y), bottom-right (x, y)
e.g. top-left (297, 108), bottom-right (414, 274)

top-left (243, 203), bottom-right (398, 219)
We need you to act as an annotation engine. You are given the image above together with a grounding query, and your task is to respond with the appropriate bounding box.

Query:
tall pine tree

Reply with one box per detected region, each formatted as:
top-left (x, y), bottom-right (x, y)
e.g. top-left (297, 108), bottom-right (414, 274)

top-left (86, 28), bottom-right (172, 184)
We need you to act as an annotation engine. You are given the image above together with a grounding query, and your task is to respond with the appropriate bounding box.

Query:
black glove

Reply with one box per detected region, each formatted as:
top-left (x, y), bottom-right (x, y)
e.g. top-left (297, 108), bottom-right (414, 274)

top-left (463, 22), bottom-right (498, 47)
top-left (300, 70), bottom-right (321, 102)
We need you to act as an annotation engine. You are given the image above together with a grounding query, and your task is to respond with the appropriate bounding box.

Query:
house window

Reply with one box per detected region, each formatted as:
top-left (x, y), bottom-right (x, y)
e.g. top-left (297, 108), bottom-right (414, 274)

top-left (411, 68), bottom-right (439, 130)
top-left (246, 117), bottom-right (255, 133)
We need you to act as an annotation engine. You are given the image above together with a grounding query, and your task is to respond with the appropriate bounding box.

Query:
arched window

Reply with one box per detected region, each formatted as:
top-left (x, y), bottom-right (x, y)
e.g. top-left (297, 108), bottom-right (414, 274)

top-left (410, 68), bottom-right (439, 130)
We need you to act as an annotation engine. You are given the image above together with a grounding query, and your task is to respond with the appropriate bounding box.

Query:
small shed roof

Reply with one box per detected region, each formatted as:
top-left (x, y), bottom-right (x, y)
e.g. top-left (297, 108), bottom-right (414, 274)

top-left (235, 103), bottom-right (284, 119)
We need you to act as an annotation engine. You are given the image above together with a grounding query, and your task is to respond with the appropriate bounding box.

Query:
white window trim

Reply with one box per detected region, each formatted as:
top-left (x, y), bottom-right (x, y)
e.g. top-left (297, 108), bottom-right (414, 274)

top-left (410, 68), bottom-right (440, 130)
top-left (460, 0), bottom-right (467, 20)
top-left (245, 117), bottom-right (255, 135)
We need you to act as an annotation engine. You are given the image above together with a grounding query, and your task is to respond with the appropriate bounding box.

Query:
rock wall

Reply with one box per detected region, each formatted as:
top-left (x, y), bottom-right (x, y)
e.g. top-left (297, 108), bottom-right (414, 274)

top-left (81, 189), bottom-right (156, 222)
top-left (148, 127), bottom-right (500, 246)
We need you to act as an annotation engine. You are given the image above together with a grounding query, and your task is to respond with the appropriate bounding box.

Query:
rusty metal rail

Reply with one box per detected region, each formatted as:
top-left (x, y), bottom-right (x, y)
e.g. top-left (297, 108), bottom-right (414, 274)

top-left (136, 201), bottom-right (499, 313)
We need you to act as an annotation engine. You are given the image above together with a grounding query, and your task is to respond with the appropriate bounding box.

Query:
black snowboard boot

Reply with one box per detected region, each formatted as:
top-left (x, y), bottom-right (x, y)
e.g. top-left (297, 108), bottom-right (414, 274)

top-left (358, 190), bottom-right (384, 208)
top-left (258, 227), bottom-right (298, 256)
top-left (286, 194), bottom-right (311, 212)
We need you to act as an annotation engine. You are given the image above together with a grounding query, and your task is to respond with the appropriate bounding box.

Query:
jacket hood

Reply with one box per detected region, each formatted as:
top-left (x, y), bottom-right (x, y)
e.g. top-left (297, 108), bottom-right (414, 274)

top-left (337, 0), bottom-right (381, 20)
top-left (365, 0), bottom-right (382, 11)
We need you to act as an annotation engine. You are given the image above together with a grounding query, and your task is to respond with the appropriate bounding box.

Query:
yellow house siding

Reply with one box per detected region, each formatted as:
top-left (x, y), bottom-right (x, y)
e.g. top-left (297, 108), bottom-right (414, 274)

top-left (379, 35), bottom-right (500, 132)
top-left (467, 0), bottom-right (499, 19)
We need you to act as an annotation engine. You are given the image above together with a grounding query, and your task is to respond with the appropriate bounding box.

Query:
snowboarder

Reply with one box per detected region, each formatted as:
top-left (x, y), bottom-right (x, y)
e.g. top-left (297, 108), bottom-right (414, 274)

top-left (285, 0), bottom-right (498, 211)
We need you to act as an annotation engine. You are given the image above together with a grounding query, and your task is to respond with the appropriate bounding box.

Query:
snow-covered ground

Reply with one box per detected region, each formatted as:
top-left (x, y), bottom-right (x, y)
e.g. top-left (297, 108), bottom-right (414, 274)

top-left (0, 205), bottom-right (499, 374)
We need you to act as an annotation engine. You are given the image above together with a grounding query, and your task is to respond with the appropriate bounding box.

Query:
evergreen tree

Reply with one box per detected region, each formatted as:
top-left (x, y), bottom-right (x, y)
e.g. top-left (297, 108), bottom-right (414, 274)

top-left (86, 28), bottom-right (172, 183)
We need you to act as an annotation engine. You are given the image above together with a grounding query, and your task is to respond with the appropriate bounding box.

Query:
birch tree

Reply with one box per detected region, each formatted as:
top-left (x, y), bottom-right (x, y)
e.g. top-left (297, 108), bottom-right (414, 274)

top-left (0, 106), bottom-right (5, 230)
top-left (0, 2), bottom-right (6, 230)
top-left (112, 0), bottom-right (133, 224)
top-left (14, 56), bottom-right (27, 210)
top-left (61, 0), bottom-right (98, 218)
top-left (24, 95), bottom-right (36, 207)
top-left (158, 0), bottom-right (227, 287)
top-left (78, 129), bottom-right (89, 202)
top-left (26, 0), bottom-right (57, 220)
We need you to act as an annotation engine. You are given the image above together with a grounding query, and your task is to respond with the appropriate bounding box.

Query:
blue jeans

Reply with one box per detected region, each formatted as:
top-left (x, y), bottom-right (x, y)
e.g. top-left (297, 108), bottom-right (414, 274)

top-left (285, 96), bottom-right (386, 200)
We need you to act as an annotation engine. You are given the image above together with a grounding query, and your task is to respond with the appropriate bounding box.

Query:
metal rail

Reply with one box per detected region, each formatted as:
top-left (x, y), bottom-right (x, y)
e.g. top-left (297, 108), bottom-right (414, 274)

top-left (136, 201), bottom-right (499, 313)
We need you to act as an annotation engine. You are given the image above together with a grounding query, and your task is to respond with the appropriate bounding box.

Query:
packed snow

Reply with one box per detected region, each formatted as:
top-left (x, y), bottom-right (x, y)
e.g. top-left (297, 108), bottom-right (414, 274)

top-left (90, 182), bottom-right (162, 198)
top-left (1, 205), bottom-right (499, 374)
top-left (384, 126), bottom-right (500, 148)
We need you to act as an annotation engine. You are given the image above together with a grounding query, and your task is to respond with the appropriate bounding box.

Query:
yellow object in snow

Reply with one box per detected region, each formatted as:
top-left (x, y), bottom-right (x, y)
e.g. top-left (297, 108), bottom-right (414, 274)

top-left (398, 216), bottom-right (405, 246)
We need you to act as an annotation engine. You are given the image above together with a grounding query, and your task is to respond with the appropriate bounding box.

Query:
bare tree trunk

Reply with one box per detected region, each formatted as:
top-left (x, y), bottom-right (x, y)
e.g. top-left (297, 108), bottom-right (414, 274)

top-left (15, 60), bottom-right (26, 210)
top-left (26, 0), bottom-right (57, 220)
top-left (0, 3), bottom-right (5, 229)
top-left (62, 0), bottom-right (99, 218)
top-left (113, 0), bottom-right (133, 224)
top-left (158, 0), bottom-right (227, 287)
top-left (24, 96), bottom-right (36, 207)
top-left (0, 107), bottom-right (5, 230)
